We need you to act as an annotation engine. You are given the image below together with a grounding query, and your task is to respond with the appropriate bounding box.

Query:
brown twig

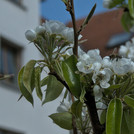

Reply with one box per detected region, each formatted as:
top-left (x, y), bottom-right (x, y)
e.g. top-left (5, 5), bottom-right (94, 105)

top-left (49, 72), bottom-right (70, 91)
top-left (49, 71), bottom-right (78, 134)
top-left (71, 95), bottom-right (78, 134)
top-left (69, 0), bottom-right (78, 57)
top-left (63, 1), bottom-right (104, 134)
top-left (85, 89), bottom-right (105, 134)
top-left (68, 1), bottom-right (78, 132)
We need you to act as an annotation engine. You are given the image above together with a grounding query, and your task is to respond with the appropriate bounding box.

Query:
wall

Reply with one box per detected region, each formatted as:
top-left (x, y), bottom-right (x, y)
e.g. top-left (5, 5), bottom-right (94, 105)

top-left (0, 0), bottom-right (69, 134)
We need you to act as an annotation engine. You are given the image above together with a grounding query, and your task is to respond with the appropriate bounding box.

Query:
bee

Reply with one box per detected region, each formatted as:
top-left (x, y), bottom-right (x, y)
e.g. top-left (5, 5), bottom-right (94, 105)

top-left (109, 54), bottom-right (122, 60)
top-left (109, 48), bottom-right (122, 60)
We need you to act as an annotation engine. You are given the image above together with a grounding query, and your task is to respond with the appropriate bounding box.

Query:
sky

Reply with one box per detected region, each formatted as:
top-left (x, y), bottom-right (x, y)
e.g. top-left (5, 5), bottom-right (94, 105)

top-left (40, 0), bottom-right (108, 24)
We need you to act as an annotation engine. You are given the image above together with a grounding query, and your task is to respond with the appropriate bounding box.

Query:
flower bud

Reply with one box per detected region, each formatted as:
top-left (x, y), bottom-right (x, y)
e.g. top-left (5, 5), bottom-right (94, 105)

top-left (25, 29), bottom-right (36, 41)
top-left (61, 27), bottom-right (74, 42)
top-left (35, 26), bottom-right (45, 34)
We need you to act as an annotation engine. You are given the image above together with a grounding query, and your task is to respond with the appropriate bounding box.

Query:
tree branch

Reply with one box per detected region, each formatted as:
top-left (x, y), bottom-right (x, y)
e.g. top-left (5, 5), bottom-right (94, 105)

top-left (49, 71), bottom-right (78, 134)
top-left (71, 95), bottom-right (78, 134)
top-left (49, 72), bottom-right (70, 91)
top-left (85, 90), bottom-right (105, 134)
top-left (69, 0), bottom-right (78, 56)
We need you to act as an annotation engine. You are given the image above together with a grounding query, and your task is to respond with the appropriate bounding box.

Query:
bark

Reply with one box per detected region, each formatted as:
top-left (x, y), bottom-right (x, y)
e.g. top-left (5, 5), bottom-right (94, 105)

top-left (85, 90), bottom-right (105, 134)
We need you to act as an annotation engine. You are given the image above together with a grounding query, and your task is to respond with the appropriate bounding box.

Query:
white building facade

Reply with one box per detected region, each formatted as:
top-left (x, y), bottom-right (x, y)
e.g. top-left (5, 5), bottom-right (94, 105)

top-left (0, 0), bottom-right (69, 134)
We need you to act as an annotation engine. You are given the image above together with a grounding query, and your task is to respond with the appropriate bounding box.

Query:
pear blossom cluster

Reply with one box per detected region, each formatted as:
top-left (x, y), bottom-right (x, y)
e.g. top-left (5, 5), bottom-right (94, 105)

top-left (119, 37), bottom-right (134, 61)
top-left (76, 49), bottom-right (134, 91)
top-left (25, 20), bottom-right (80, 43)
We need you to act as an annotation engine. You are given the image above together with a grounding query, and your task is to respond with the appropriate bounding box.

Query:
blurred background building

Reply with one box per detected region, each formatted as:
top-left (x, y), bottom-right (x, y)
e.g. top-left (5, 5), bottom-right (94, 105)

top-left (67, 9), bottom-right (134, 57)
top-left (0, 0), bottom-right (69, 134)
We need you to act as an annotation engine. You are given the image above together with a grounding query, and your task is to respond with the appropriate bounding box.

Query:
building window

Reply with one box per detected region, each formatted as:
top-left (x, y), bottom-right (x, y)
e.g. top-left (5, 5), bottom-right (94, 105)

top-left (0, 128), bottom-right (24, 134)
top-left (0, 37), bottom-right (22, 87)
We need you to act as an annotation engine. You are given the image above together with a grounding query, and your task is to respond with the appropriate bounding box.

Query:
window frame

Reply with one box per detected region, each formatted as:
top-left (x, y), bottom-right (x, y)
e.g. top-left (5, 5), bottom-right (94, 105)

top-left (0, 36), bottom-right (23, 89)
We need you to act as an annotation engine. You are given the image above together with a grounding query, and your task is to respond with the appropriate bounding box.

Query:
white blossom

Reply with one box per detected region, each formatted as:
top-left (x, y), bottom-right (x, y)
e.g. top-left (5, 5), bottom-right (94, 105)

top-left (35, 25), bottom-right (45, 34)
top-left (77, 61), bottom-right (92, 74)
top-left (102, 56), bottom-right (112, 68)
top-left (119, 45), bottom-right (129, 57)
top-left (131, 61), bottom-right (134, 72)
top-left (93, 85), bottom-right (100, 95)
top-left (112, 58), bottom-right (133, 75)
top-left (93, 85), bottom-right (103, 101)
top-left (78, 46), bottom-right (85, 56)
top-left (57, 101), bottom-right (71, 113)
top-left (61, 27), bottom-right (74, 42)
top-left (60, 27), bottom-right (82, 42)
top-left (93, 62), bottom-right (102, 72)
top-left (96, 102), bottom-right (107, 109)
top-left (42, 20), bottom-right (66, 35)
top-left (42, 20), bottom-right (83, 43)
top-left (119, 38), bottom-right (134, 61)
top-left (87, 49), bottom-right (102, 63)
top-left (77, 49), bottom-right (102, 74)
top-left (92, 68), bottom-right (113, 88)
top-left (26, 20), bottom-right (82, 44)
top-left (25, 29), bottom-right (36, 41)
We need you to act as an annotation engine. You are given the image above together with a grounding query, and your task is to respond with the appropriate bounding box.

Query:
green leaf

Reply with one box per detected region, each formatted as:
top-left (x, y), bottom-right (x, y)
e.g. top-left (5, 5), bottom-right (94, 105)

top-left (71, 100), bottom-right (82, 119)
top-left (104, 84), bottom-right (121, 95)
top-left (35, 66), bottom-right (42, 100)
top-left (80, 88), bottom-right (86, 103)
top-left (62, 55), bottom-right (81, 98)
top-left (18, 67), bottom-right (33, 105)
top-left (109, 0), bottom-right (124, 8)
top-left (100, 110), bottom-right (106, 125)
top-left (49, 112), bottom-right (72, 130)
top-left (42, 75), bottom-right (64, 105)
top-left (121, 12), bottom-right (134, 32)
top-left (23, 60), bottom-right (36, 94)
top-left (17, 94), bottom-right (23, 101)
top-left (124, 95), bottom-right (134, 108)
top-left (121, 108), bottom-right (134, 134)
top-left (106, 98), bottom-right (123, 134)
top-left (107, 84), bottom-right (121, 90)
top-left (41, 76), bottom-right (49, 87)
top-left (128, 0), bottom-right (134, 18)
top-left (82, 4), bottom-right (96, 28)
top-left (120, 77), bottom-right (132, 96)
top-left (121, 111), bottom-right (129, 134)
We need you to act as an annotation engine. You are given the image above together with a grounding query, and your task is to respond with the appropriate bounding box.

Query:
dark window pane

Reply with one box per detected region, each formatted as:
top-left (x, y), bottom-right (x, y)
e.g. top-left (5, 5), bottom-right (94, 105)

top-left (0, 38), bottom-right (21, 86)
